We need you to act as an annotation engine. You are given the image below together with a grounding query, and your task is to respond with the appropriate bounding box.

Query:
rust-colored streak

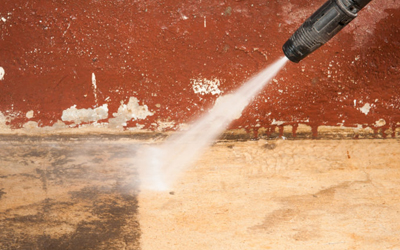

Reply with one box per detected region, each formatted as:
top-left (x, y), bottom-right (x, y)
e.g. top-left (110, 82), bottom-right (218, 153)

top-left (0, 0), bottom-right (399, 135)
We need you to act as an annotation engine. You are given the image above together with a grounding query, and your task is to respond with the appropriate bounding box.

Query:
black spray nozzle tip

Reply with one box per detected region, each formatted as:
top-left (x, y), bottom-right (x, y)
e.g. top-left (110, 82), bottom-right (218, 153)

top-left (282, 0), bottom-right (373, 63)
top-left (282, 39), bottom-right (302, 63)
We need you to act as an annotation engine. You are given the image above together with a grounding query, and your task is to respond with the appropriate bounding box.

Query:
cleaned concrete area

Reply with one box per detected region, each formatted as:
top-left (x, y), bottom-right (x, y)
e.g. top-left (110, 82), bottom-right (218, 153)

top-left (1, 136), bottom-right (400, 249)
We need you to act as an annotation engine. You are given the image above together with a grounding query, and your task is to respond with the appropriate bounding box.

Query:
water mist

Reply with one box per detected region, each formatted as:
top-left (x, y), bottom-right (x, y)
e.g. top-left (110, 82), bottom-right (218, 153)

top-left (135, 57), bottom-right (288, 191)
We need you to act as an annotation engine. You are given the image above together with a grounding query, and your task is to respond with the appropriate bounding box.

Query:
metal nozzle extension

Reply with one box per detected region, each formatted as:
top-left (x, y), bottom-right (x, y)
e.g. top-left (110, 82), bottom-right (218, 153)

top-left (283, 0), bottom-right (373, 63)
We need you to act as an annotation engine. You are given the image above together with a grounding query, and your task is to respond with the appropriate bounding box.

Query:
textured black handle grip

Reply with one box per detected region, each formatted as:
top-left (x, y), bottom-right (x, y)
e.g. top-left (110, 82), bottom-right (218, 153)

top-left (283, 0), bottom-right (372, 63)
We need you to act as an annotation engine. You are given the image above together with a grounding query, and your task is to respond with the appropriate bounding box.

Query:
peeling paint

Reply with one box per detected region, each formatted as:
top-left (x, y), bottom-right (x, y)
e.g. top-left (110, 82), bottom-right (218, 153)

top-left (181, 14), bottom-right (188, 20)
top-left (61, 104), bottom-right (108, 124)
top-left (92, 73), bottom-right (98, 103)
top-left (0, 112), bottom-right (7, 128)
top-left (21, 120), bottom-right (68, 133)
top-left (109, 97), bottom-right (154, 129)
top-left (0, 67), bottom-right (4, 81)
top-left (359, 103), bottom-right (371, 115)
top-left (51, 120), bottom-right (68, 129)
top-left (271, 119), bottom-right (285, 126)
top-left (127, 123), bottom-right (146, 131)
top-left (271, 119), bottom-right (309, 126)
top-left (375, 119), bottom-right (386, 127)
top-left (23, 121), bottom-right (39, 129)
top-left (192, 77), bottom-right (223, 95)
top-left (26, 110), bottom-right (34, 119)
top-left (156, 120), bottom-right (176, 132)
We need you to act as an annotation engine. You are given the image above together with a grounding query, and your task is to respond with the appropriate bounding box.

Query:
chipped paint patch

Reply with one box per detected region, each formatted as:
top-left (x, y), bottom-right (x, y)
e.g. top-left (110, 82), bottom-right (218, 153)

top-left (109, 97), bottom-right (154, 129)
top-left (359, 103), bottom-right (371, 115)
top-left (92, 73), bottom-right (98, 103)
top-left (156, 120), bottom-right (176, 132)
top-left (51, 120), bottom-right (68, 129)
top-left (26, 110), bottom-right (34, 119)
top-left (23, 121), bottom-right (39, 129)
top-left (127, 123), bottom-right (146, 131)
top-left (271, 119), bottom-right (285, 126)
top-left (192, 77), bottom-right (223, 95)
top-left (0, 112), bottom-right (8, 129)
top-left (375, 119), bottom-right (386, 127)
top-left (0, 67), bottom-right (5, 81)
top-left (61, 104), bottom-right (108, 124)
top-left (271, 119), bottom-right (309, 126)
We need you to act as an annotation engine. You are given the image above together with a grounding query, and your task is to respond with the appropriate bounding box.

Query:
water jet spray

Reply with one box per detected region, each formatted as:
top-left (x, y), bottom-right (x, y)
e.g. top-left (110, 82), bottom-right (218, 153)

top-left (283, 0), bottom-right (373, 63)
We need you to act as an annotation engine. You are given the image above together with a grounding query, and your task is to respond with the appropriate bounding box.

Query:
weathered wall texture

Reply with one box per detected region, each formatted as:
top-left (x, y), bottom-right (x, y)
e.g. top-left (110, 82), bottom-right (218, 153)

top-left (1, 0), bottom-right (400, 137)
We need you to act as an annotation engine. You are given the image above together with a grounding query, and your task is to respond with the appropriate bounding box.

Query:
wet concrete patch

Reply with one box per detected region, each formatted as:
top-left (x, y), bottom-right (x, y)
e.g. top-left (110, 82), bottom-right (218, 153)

top-left (0, 139), bottom-right (141, 250)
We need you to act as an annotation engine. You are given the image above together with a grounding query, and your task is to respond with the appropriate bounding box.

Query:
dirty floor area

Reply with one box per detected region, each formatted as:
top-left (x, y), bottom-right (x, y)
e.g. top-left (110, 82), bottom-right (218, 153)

top-left (1, 136), bottom-right (400, 250)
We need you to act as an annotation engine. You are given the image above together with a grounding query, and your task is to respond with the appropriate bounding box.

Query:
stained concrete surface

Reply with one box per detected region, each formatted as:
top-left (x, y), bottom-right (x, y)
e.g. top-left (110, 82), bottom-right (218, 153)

top-left (0, 137), bottom-right (141, 250)
top-left (1, 136), bottom-right (400, 249)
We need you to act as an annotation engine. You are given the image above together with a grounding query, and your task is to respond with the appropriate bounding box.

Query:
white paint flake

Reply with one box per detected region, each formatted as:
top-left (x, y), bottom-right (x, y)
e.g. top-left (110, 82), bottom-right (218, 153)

top-left (62, 23), bottom-right (71, 37)
top-left (23, 121), bottom-right (39, 129)
top-left (271, 119), bottom-right (285, 126)
top-left (109, 97), bottom-right (154, 129)
top-left (26, 110), bottom-right (34, 119)
top-left (0, 112), bottom-right (6, 127)
top-left (0, 67), bottom-right (5, 81)
top-left (0, 111), bottom-right (12, 131)
top-left (192, 77), bottom-right (223, 95)
top-left (1, 17), bottom-right (6, 22)
top-left (271, 118), bottom-right (309, 126)
top-left (61, 104), bottom-right (108, 124)
top-left (359, 103), bottom-right (371, 115)
top-left (91, 73), bottom-right (98, 103)
top-left (156, 120), bottom-right (176, 132)
top-left (375, 119), bottom-right (386, 127)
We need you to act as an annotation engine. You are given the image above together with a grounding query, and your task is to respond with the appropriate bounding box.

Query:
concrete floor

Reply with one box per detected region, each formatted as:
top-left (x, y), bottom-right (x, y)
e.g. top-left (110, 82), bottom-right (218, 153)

top-left (1, 136), bottom-right (400, 249)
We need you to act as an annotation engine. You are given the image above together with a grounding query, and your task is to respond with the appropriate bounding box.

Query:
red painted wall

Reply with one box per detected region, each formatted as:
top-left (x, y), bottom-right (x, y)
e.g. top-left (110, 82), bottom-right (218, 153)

top-left (1, 0), bottom-right (400, 137)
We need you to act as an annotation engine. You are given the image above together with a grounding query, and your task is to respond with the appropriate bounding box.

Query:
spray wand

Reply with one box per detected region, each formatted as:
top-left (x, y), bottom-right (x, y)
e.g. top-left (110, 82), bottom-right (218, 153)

top-left (282, 0), bottom-right (373, 63)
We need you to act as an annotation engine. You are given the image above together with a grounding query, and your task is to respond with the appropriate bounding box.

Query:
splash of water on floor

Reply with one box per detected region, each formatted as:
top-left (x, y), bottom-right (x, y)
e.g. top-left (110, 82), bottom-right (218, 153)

top-left (136, 57), bottom-right (288, 191)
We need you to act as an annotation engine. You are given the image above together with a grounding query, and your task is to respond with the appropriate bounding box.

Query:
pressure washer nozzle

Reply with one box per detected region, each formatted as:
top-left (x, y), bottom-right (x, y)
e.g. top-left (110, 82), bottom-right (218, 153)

top-left (283, 0), bottom-right (372, 63)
